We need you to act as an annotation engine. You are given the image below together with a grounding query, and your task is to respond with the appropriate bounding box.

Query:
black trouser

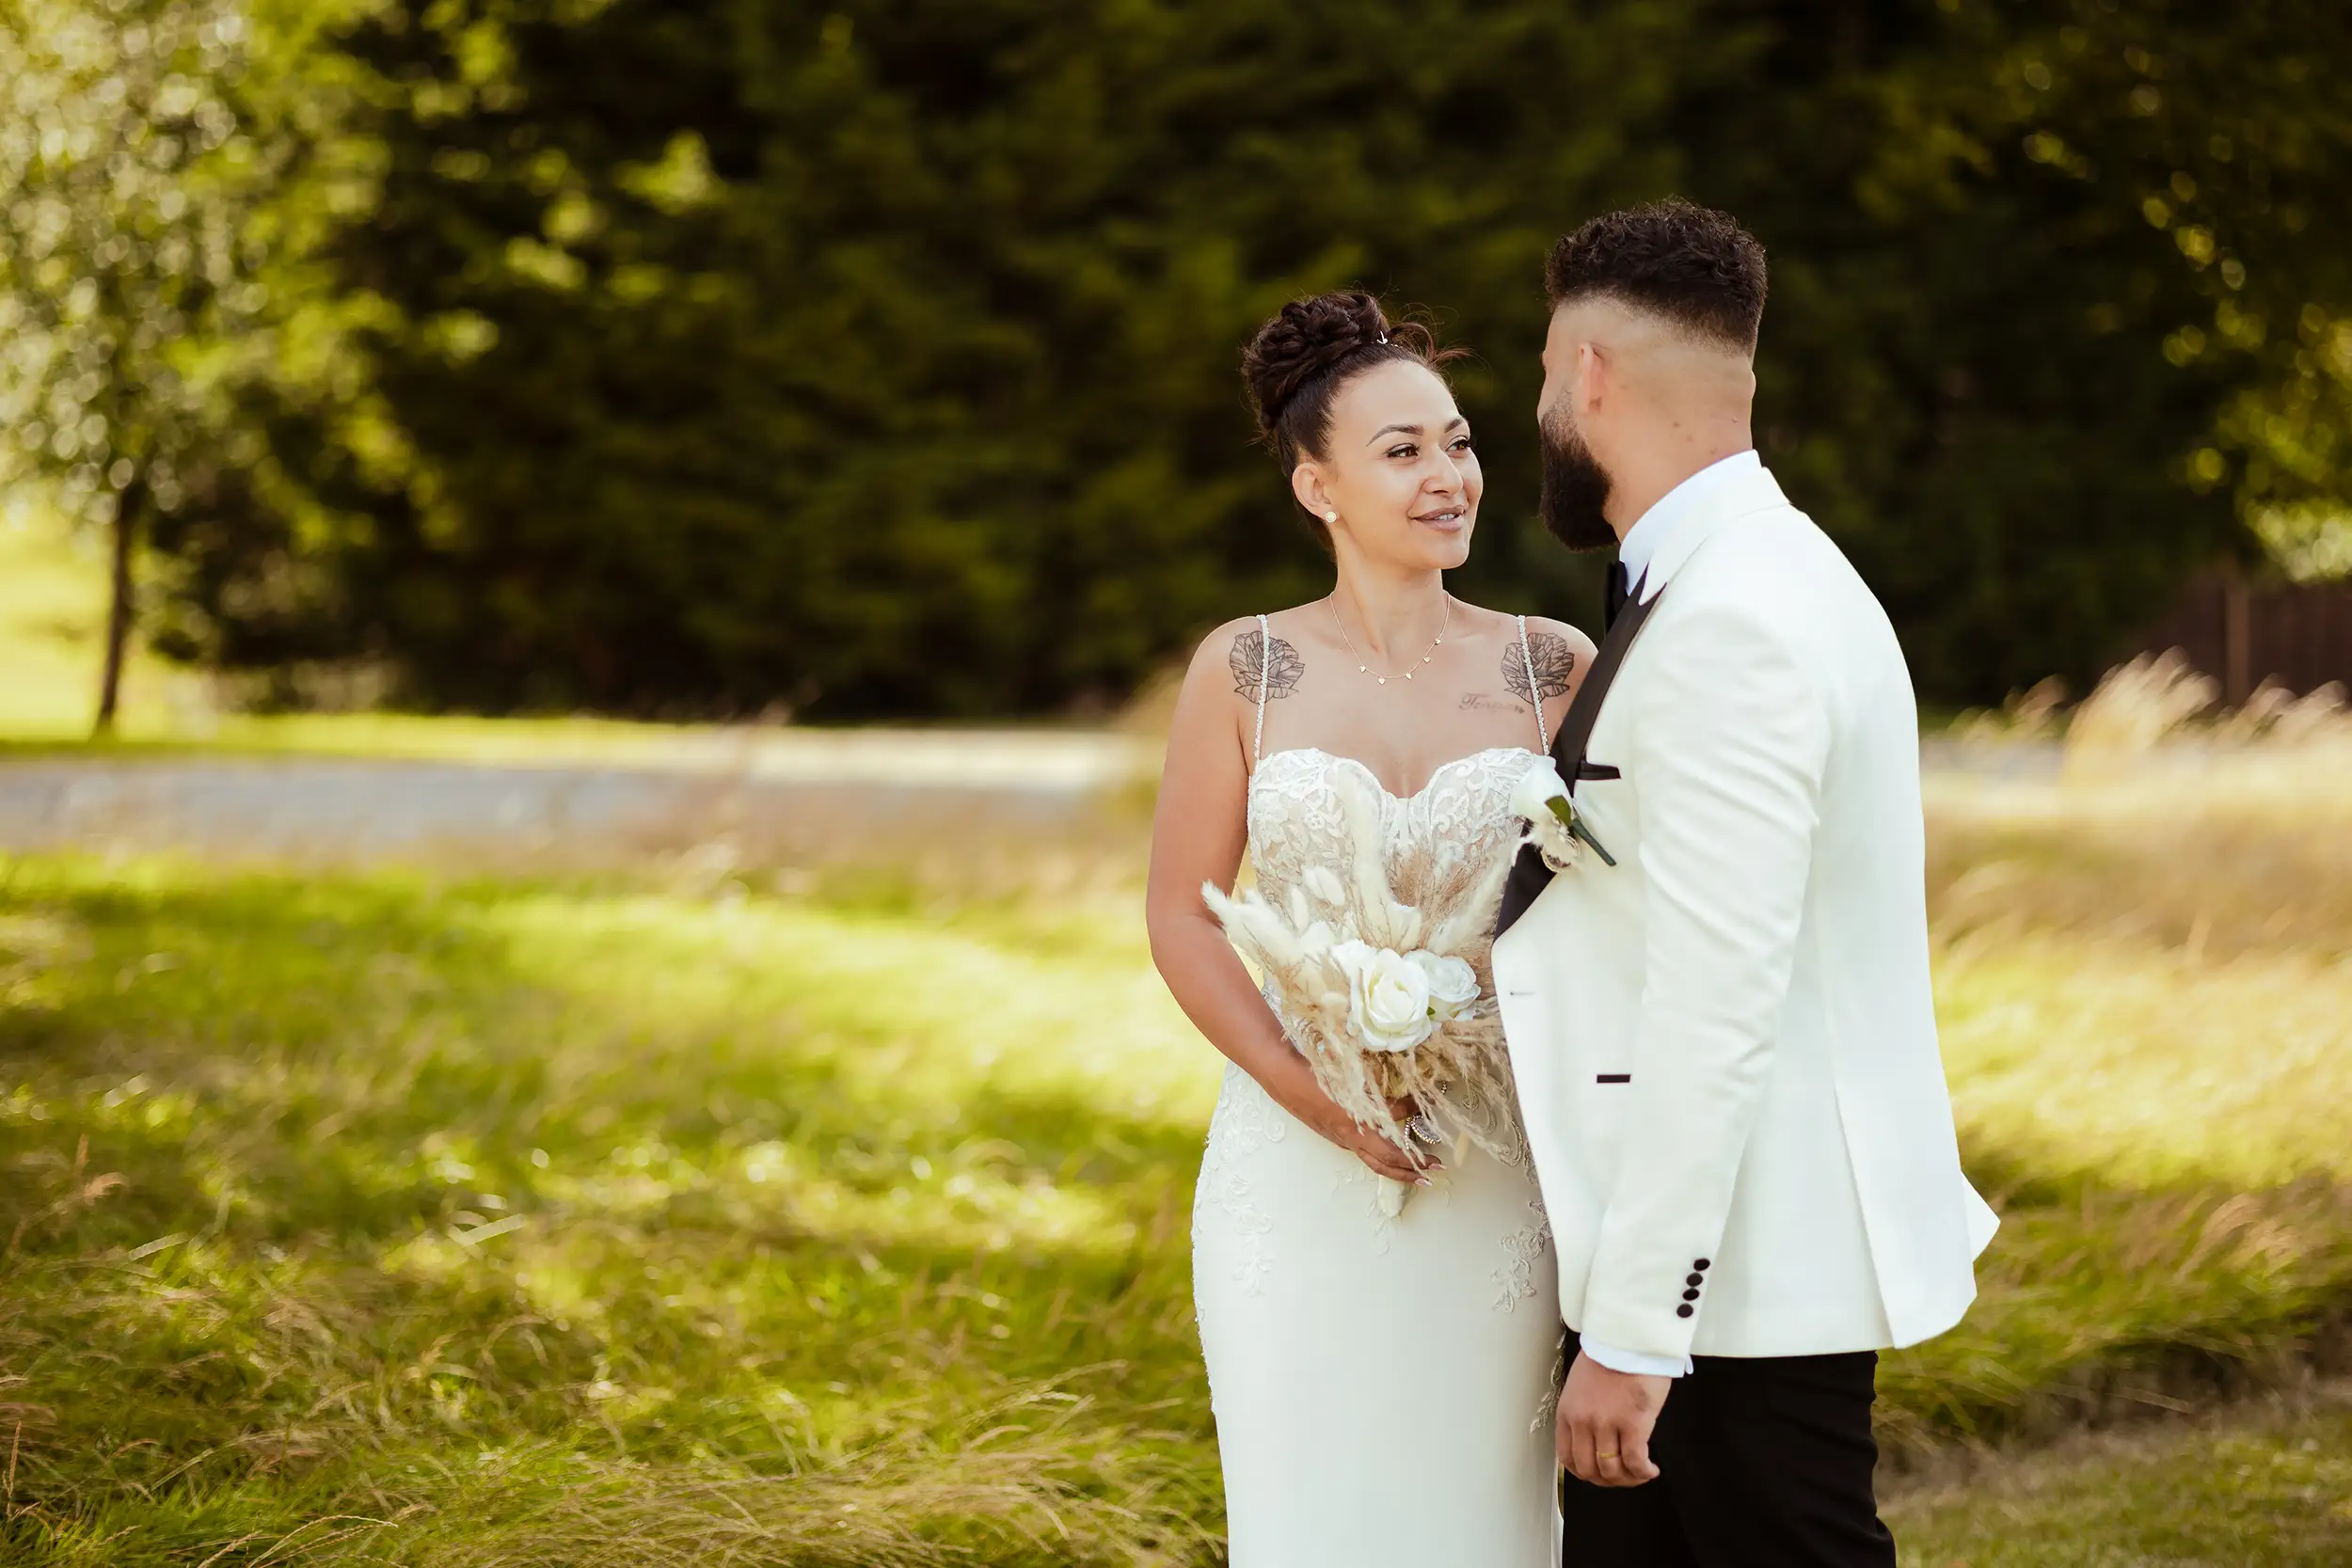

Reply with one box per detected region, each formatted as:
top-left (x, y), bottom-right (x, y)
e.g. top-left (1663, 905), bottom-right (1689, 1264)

top-left (1558, 1334), bottom-right (1897, 1568)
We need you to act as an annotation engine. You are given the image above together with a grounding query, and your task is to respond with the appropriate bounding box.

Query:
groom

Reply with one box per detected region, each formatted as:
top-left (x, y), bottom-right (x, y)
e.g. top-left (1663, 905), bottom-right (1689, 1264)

top-left (1491, 199), bottom-right (1999, 1565)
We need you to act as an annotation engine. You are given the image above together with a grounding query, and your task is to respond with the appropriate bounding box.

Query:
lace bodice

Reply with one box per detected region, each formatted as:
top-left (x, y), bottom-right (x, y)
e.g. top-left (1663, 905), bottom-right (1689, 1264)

top-left (1231, 604), bottom-right (1554, 1170)
top-left (1246, 746), bottom-right (1545, 952)
top-left (1210, 610), bottom-right (1555, 1175)
top-left (1238, 608), bottom-right (1552, 955)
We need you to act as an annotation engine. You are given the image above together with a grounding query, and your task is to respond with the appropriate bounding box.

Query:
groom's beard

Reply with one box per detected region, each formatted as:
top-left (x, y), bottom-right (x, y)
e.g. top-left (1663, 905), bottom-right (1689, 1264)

top-left (1537, 405), bottom-right (1618, 552)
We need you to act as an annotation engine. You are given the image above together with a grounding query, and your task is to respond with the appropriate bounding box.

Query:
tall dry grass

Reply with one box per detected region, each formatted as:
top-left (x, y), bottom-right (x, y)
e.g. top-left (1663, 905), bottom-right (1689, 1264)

top-left (1888, 661), bottom-right (2352, 1452)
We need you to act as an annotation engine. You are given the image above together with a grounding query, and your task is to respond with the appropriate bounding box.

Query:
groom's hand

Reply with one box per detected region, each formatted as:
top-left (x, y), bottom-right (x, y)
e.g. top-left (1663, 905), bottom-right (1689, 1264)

top-left (1557, 1354), bottom-right (1668, 1487)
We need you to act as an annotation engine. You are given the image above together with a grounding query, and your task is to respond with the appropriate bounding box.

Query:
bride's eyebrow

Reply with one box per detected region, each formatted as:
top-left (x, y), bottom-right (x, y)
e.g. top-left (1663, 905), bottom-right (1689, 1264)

top-left (1364, 418), bottom-right (1467, 446)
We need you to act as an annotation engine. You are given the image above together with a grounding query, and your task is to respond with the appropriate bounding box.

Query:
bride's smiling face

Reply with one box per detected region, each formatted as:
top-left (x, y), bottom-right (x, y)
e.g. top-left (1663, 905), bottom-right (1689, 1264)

top-left (1292, 359), bottom-right (1481, 571)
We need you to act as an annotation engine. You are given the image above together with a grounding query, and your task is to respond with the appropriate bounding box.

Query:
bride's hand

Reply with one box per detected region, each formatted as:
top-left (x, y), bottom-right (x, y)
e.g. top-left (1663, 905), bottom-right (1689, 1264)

top-left (1291, 1084), bottom-right (1437, 1185)
top-left (1346, 1103), bottom-right (1438, 1185)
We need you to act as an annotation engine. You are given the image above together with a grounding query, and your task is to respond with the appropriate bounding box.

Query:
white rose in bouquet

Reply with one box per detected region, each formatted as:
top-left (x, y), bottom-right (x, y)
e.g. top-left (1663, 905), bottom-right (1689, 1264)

top-left (1330, 940), bottom-right (1438, 1053)
top-left (1411, 950), bottom-right (1480, 1023)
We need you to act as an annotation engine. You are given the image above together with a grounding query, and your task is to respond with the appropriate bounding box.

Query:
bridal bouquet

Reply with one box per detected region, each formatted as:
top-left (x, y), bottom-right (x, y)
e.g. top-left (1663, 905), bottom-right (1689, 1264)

top-left (1203, 767), bottom-right (1523, 1215)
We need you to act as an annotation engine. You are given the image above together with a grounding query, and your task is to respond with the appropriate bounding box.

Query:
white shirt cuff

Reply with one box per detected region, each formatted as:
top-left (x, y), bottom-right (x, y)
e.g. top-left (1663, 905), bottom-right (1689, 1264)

top-left (1578, 1335), bottom-right (1693, 1378)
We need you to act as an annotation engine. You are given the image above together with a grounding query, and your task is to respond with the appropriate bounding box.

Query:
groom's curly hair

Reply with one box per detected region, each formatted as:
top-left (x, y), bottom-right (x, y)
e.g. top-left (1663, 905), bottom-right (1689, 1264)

top-left (1545, 198), bottom-right (1768, 352)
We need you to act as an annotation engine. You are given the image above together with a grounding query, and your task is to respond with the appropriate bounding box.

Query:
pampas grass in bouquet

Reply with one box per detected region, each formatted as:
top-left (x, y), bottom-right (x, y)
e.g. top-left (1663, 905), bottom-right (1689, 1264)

top-left (1202, 764), bottom-right (1526, 1214)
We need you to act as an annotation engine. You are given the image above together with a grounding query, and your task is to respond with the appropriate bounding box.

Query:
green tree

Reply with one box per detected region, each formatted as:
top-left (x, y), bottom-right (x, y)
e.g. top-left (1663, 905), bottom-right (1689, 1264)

top-left (165, 0), bottom-right (1702, 718)
top-left (123, 0), bottom-right (2352, 716)
top-left (0, 0), bottom-right (277, 732)
top-left (1720, 0), bottom-right (2352, 697)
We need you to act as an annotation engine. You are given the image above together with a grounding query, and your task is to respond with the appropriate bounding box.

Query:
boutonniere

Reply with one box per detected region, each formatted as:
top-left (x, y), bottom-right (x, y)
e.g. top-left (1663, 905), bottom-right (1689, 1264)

top-left (1509, 757), bottom-right (1617, 871)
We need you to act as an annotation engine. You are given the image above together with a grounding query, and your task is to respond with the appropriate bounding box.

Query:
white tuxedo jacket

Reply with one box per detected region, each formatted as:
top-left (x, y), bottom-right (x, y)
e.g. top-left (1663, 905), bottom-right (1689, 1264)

top-left (1493, 461), bottom-right (1997, 1363)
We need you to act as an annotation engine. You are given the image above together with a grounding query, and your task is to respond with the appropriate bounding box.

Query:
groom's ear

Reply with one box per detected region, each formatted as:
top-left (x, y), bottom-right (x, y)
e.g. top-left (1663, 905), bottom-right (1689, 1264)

top-left (1575, 340), bottom-right (1611, 415)
top-left (1545, 300), bottom-right (1614, 418)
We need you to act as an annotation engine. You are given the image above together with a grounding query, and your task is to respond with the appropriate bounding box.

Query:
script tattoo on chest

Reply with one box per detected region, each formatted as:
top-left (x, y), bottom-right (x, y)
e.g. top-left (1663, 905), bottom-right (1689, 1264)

top-left (1502, 631), bottom-right (1578, 705)
top-left (1231, 629), bottom-right (1304, 703)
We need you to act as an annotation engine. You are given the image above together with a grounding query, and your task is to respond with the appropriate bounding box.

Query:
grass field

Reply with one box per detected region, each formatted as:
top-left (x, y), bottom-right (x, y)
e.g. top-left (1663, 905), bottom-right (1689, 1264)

top-left (3, 733), bottom-right (2351, 1564)
top-left (1886, 1387), bottom-right (2352, 1564)
top-left (6, 509), bottom-right (2352, 1560)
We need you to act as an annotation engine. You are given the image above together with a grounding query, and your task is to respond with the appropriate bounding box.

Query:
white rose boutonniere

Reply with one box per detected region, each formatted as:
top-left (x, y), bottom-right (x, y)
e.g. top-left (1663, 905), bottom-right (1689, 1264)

top-left (1509, 756), bottom-right (1617, 872)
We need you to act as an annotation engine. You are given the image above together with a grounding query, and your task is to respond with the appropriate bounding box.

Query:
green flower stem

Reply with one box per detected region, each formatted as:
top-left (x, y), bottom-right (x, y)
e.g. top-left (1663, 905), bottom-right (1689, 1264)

top-left (1547, 796), bottom-right (1617, 867)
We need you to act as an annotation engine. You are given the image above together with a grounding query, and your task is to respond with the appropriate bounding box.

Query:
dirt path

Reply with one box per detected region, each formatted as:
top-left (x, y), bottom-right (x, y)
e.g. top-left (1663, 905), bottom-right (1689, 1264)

top-left (0, 731), bottom-right (1157, 863)
top-left (0, 731), bottom-right (2057, 864)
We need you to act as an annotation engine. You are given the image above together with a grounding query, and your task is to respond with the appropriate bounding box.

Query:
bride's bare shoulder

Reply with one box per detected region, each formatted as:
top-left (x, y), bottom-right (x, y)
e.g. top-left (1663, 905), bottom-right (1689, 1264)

top-left (1177, 612), bottom-right (1312, 707)
top-left (1448, 600), bottom-right (1597, 660)
top-left (1520, 613), bottom-right (1598, 668)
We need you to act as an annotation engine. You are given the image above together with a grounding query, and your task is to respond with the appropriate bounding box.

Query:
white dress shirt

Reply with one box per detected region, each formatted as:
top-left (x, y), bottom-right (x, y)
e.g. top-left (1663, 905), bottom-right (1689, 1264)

top-left (1577, 447), bottom-right (1759, 1382)
top-left (1615, 450), bottom-right (1762, 603)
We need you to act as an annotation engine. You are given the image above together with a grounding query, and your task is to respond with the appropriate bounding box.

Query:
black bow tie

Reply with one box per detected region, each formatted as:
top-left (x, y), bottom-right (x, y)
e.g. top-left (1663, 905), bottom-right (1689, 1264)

top-left (1603, 561), bottom-right (1631, 632)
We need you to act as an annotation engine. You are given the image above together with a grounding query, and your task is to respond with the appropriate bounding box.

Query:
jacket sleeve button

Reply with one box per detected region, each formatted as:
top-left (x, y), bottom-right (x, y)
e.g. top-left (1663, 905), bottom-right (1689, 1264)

top-left (1685, 1274), bottom-right (1704, 1287)
top-left (1675, 1304), bottom-right (1695, 1319)
top-left (1692, 1259), bottom-right (1711, 1271)
top-left (1681, 1288), bottom-right (1700, 1302)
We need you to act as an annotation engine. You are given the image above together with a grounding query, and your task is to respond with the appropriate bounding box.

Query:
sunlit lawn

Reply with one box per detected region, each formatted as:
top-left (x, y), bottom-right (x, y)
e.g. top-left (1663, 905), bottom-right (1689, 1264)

top-left (0, 855), bottom-right (1221, 1564)
top-left (2, 739), bottom-right (2351, 1560)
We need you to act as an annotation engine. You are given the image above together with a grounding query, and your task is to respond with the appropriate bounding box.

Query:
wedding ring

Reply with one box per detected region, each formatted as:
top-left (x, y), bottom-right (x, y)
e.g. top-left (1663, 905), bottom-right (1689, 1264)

top-left (1596, 1450), bottom-right (1619, 1461)
top-left (1406, 1112), bottom-right (1443, 1146)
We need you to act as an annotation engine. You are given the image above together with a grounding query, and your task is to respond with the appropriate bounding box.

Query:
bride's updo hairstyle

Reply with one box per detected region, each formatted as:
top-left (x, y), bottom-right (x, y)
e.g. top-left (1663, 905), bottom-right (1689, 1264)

top-left (1242, 291), bottom-right (1460, 548)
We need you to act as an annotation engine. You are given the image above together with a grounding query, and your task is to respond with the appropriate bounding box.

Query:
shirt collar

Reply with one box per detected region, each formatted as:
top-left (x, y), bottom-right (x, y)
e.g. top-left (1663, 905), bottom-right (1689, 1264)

top-left (1616, 449), bottom-right (1762, 602)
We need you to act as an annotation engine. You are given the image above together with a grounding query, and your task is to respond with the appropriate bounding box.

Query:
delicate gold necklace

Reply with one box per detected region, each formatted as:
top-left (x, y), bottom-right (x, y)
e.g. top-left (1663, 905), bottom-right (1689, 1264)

top-left (1327, 593), bottom-right (1452, 685)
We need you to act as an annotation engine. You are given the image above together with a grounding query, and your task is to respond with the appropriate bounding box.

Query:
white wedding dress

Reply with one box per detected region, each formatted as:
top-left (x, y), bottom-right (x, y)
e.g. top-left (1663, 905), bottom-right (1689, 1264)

top-left (1193, 673), bottom-right (1563, 1564)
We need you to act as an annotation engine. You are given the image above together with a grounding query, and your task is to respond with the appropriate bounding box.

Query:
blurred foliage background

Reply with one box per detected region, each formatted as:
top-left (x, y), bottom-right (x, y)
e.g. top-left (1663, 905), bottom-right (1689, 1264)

top-left (5, 0), bottom-right (2352, 722)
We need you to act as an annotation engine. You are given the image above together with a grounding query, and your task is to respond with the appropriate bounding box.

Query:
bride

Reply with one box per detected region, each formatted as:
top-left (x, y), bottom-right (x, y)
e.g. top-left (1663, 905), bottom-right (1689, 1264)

top-left (1145, 291), bottom-right (1596, 1564)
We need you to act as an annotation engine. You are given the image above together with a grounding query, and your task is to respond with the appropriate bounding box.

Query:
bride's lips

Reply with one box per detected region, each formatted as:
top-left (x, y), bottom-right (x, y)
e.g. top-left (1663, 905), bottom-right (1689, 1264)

top-left (1413, 507), bottom-right (1470, 533)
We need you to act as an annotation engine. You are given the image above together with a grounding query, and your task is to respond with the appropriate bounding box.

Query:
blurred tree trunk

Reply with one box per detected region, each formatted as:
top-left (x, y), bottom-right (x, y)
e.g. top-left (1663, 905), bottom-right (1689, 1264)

top-left (94, 478), bottom-right (146, 736)
top-left (2221, 558), bottom-right (2253, 708)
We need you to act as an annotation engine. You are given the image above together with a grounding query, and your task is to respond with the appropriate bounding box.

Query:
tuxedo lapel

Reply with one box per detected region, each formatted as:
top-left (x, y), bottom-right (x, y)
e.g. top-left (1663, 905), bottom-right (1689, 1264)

top-left (1551, 576), bottom-right (1659, 781)
top-left (1493, 463), bottom-right (1789, 941)
top-left (1493, 578), bottom-right (1663, 937)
